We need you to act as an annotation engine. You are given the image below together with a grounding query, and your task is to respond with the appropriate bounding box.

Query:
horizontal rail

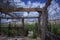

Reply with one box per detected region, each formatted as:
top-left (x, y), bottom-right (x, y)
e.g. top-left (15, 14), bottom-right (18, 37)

top-left (46, 31), bottom-right (60, 40)
top-left (0, 8), bottom-right (42, 13)
top-left (0, 16), bottom-right (40, 19)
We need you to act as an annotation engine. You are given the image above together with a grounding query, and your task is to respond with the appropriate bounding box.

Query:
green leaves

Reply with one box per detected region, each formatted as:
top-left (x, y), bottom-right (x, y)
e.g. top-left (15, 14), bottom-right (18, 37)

top-left (25, 24), bottom-right (36, 31)
top-left (25, 24), bottom-right (37, 38)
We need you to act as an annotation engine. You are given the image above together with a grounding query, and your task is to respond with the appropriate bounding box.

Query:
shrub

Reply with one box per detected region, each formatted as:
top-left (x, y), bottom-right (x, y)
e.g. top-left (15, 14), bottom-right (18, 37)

top-left (25, 24), bottom-right (36, 31)
top-left (25, 24), bottom-right (37, 38)
top-left (8, 29), bottom-right (17, 37)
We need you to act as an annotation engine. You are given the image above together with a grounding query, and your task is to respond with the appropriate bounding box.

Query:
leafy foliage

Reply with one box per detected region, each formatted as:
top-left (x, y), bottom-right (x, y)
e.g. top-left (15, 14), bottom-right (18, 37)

top-left (25, 24), bottom-right (36, 31)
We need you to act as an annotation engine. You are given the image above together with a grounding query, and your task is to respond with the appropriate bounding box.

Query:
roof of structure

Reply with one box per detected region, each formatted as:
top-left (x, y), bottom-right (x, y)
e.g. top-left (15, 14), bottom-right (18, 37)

top-left (0, 0), bottom-right (52, 19)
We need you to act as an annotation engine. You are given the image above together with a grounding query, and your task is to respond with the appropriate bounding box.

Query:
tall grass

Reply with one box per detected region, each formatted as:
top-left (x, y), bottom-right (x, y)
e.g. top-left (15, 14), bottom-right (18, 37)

top-left (47, 23), bottom-right (60, 36)
top-left (0, 23), bottom-right (60, 36)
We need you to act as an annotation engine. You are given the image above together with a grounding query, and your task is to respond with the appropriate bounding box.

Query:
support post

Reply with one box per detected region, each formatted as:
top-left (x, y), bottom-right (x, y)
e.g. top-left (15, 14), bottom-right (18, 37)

top-left (41, 8), bottom-right (48, 40)
top-left (38, 13), bottom-right (41, 27)
top-left (22, 18), bottom-right (24, 28)
top-left (38, 12), bottom-right (41, 36)
top-left (0, 17), bottom-right (1, 35)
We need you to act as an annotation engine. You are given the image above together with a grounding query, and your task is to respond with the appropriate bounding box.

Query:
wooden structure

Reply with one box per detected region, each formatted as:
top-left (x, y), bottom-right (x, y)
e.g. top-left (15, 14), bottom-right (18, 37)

top-left (0, 0), bottom-right (52, 40)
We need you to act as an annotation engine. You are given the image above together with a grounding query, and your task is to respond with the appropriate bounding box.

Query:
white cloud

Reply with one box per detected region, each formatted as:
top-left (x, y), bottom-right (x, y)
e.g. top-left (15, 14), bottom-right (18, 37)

top-left (48, 0), bottom-right (60, 20)
top-left (23, 12), bottom-right (28, 17)
top-left (10, 0), bottom-right (45, 8)
top-left (26, 1), bottom-right (45, 8)
top-left (29, 12), bottom-right (39, 17)
top-left (40, 3), bottom-right (45, 8)
top-left (14, 0), bottom-right (21, 2)
top-left (1, 19), bottom-right (12, 23)
top-left (31, 2), bottom-right (40, 8)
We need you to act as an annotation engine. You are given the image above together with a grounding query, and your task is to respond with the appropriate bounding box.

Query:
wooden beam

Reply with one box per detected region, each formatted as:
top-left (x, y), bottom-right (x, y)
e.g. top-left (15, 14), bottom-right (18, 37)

top-left (0, 16), bottom-right (39, 19)
top-left (0, 0), bottom-right (52, 13)
top-left (0, 8), bottom-right (42, 13)
top-left (45, 0), bottom-right (52, 9)
top-left (1, 12), bottom-right (16, 18)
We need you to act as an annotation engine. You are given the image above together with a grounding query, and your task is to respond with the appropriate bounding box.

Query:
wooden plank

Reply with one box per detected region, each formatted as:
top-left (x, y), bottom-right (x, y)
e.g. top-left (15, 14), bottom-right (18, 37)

top-left (46, 31), bottom-right (60, 40)
top-left (0, 13), bottom-right (16, 18)
top-left (0, 8), bottom-right (42, 13)
top-left (0, 0), bottom-right (52, 13)
top-left (0, 17), bottom-right (39, 19)
top-left (45, 0), bottom-right (52, 9)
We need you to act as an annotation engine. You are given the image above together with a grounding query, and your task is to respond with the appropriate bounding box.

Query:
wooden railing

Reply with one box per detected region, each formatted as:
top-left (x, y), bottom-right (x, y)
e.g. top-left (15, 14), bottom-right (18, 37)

top-left (46, 31), bottom-right (60, 40)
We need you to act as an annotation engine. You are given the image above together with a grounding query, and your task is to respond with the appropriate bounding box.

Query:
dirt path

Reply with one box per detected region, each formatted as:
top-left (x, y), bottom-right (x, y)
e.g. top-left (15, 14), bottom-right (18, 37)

top-left (0, 36), bottom-right (41, 40)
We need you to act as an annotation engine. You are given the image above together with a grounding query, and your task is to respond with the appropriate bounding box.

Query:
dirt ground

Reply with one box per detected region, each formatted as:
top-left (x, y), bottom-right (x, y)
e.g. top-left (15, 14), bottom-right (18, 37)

top-left (0, 36), bottom-right (41, 40)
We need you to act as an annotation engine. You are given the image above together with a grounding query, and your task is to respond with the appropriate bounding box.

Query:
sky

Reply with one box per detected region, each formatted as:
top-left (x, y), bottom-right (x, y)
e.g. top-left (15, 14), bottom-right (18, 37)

top-left (21, 0), bottom-right (47, 3)
top-left (0, 0), bottom-right (60, 23)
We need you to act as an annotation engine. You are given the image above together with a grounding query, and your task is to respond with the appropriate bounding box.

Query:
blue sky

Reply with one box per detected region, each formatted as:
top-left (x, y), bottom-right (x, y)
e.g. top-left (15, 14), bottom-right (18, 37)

top-left (21, 0), bottom-right (47, 3)
top-left (55, 0), bottom-right (60, 4)
top-left (17, 0), bottom-right (60, 4)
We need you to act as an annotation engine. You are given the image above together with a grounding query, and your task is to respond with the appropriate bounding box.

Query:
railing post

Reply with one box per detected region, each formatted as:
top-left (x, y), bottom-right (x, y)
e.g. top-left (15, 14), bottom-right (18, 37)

top-left (0, 17), bottom-right (1, 35)
top-left (22, 18), bottom-right (24, 28)
top-left (38, 11), bottom-right (41, 36)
